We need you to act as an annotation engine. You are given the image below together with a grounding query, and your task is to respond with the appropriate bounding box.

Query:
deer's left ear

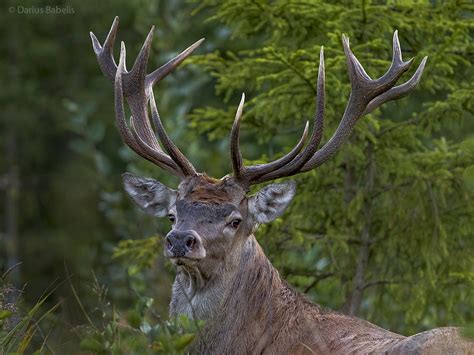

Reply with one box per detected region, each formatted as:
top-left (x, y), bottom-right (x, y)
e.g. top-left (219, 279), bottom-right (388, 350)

top-left (122, 173), bottom-right (177, 217)
top-left (248, 182), bottom-right (296, 223)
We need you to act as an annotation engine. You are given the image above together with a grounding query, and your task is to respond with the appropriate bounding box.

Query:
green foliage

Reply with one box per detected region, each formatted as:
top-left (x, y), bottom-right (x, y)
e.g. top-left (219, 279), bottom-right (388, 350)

top-left (191, 0), bottom-right (474, 334)
top-left (113, 236), bottom-right (162, 272)
top-left (1, 0), bottom-right (223, 349)
top-left (0, 278), bottom-right (58, 354)
top-left (72, 276), bottom-right (201, 354)
top-left (1, 0), bottom-right (473, 351)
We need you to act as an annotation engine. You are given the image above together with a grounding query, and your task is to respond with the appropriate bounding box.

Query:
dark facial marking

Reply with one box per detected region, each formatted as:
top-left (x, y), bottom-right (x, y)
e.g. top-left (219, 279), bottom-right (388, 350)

top-left (175, 200), bottom-right (236, 226)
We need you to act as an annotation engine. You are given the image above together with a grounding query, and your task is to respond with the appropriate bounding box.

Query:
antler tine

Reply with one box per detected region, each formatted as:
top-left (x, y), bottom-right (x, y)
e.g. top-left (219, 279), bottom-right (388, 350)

top-left (128, 28), bottom-right (197, 175)
top-left (121, 29), bottom-right (163, 153)
top-left (90, 16), bottom-right (119, 84)
top-left (342, 34), bottom-right (372, 83)
top-left (244, 121), bottom-right (309, 180)
top-left (372, 30), bottom-right (414, 95)
top-left (114, 43), bottom-right (182, 177)
top-left (229, 96), bottom-right (311, 183)
top-left (364, 56), bottom-right (427, 114)
top-left (145, 38), bottom-right (206, 95)
top-left (90, 16), bottom-right (204, 99)
top-left (125, 25), bottom-right (154, 91)
top-left (249, 46), bottom-right (326, 183)
top-left (230, 93), bottom-right (246, 179)
top-left (150, 89), bottom-right (197, 176)
top-left (129, 117), bottom-right (183, 177)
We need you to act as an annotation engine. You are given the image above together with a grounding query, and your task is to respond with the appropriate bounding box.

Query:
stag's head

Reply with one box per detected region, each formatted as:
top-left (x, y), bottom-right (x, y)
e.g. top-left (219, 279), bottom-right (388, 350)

top-left (121, 172), bottom-right (295, 271)
top-left (91, 17), bottom-right (426, 274)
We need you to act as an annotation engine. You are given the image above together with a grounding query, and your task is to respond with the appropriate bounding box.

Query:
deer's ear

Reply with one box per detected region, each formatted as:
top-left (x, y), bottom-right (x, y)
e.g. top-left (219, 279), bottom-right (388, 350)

top-left (122, 173), bottom-right (177, 217)
top-left (248, 182), bottom-right (296, 224)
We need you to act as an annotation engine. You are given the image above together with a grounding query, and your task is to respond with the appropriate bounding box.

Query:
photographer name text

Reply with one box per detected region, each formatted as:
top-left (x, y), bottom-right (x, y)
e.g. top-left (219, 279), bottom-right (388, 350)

top-left (9, 6), bottom-right (75, 15)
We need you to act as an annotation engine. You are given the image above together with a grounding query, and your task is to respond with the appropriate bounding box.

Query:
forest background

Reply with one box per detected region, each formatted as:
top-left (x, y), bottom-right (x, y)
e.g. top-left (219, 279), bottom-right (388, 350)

top-left (0, 0), bottom-right (473, 352)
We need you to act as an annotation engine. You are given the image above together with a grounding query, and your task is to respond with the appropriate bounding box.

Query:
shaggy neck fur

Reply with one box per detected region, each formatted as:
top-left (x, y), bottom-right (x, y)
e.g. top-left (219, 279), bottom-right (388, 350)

top-left (169, 235), bottom-right (272, 320)
top-left (170, 235), bottom-right (321, 353)
top-left (169, 235), bottom-right (471, 354)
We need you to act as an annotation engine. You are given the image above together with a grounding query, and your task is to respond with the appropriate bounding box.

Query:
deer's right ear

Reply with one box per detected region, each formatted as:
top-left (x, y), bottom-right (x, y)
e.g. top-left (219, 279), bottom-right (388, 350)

top-left (248, 181), bottom-right (296, 224)
top-left (122, 173), bottom-right (177, 217)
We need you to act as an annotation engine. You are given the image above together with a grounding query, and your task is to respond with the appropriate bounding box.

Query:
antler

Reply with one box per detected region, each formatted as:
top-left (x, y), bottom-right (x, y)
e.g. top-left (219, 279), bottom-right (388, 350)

top-left (231, 31), bottom-right (427, 186)
top-left (91, 17), bottom-right (203, 178)
top-left (92, 19), bottom-right (426, 186)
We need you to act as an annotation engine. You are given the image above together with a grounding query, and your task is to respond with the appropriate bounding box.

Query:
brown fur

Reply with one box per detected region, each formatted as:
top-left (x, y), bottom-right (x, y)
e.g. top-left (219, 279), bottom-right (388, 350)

top-left (189, 237), bottom-right (472, 354)
top-left (179, 175), bottom-right (240, 203)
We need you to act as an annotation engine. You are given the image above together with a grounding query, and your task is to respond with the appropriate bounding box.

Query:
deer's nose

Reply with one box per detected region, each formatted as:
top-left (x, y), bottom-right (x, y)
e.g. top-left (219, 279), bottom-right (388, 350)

top-left (165, 230), bottom-right (197, 257)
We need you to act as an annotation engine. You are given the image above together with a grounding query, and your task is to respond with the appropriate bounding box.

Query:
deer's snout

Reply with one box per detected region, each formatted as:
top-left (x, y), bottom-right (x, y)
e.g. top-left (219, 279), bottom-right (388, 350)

top-left (165, 230), bottom-right (201, 258)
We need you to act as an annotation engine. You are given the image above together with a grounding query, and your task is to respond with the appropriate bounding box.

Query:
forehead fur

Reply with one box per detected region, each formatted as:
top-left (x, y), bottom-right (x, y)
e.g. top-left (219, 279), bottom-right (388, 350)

top-left (178, 175), bottom-right (246, 204)
top-left (176, 200), bottom-right (236, 221)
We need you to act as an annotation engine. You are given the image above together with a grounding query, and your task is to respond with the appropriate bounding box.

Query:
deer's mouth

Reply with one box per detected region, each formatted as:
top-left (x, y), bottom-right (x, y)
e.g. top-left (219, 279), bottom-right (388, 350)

top-left (165, 247), bottom-right (206, 266)
top-left (169, 256), bottom-right (203, 267)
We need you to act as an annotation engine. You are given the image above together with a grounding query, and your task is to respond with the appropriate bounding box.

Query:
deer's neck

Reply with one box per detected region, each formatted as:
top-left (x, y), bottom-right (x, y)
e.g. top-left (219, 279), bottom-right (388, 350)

top-left (170, 234), bottom-right (323, 353)
top-left (169, 235), bottom-right (285, 322)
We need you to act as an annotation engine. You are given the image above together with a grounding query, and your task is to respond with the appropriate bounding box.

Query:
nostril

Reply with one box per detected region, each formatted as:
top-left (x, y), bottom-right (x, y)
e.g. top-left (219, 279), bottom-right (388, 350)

top-left (185, 235), bottom-right (196, 251)
top-left (165, 237), bottom-right (173, 251)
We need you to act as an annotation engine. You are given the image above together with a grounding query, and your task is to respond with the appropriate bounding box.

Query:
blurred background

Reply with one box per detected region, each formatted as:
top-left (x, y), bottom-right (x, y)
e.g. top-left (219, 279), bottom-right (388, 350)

top-left (0, 0), bottom-right (473, 352)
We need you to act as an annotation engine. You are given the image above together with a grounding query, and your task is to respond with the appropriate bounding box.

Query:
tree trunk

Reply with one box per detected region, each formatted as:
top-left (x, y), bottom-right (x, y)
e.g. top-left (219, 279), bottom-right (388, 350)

top-left (342, 141), bottom-right (375, 316)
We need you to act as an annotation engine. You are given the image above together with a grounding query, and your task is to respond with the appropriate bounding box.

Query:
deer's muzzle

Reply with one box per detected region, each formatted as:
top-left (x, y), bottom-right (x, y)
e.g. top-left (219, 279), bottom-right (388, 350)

top-left (165, 230), bottom-right (202, 259)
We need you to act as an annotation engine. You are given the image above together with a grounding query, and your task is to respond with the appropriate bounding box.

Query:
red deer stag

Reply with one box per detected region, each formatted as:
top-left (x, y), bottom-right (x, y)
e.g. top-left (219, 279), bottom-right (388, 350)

top-left (91, 17), bottom-right (472, 354)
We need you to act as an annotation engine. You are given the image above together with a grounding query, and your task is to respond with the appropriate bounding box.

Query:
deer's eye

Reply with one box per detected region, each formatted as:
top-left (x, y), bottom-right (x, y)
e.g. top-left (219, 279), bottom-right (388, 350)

top-left (230, 219), bottom-right (241, 228)
top-left (168, 214), bottom-right (176, 223)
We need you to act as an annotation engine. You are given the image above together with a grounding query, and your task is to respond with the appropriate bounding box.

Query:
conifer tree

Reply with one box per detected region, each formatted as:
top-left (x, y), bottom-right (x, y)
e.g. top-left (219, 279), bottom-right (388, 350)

top-left (189, 0), bottom-right (474, 333)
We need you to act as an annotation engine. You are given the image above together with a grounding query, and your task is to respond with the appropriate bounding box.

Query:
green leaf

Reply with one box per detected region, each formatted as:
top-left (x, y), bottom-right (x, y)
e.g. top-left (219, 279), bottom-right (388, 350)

top-left (0, 310), bottom-right (13, 320)
top-left (174, 333), bottom-right (195, 350)
top-left (80, 337), bottom-right (106, 352)
top-left (126, 310), bottom-right (142, 329)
